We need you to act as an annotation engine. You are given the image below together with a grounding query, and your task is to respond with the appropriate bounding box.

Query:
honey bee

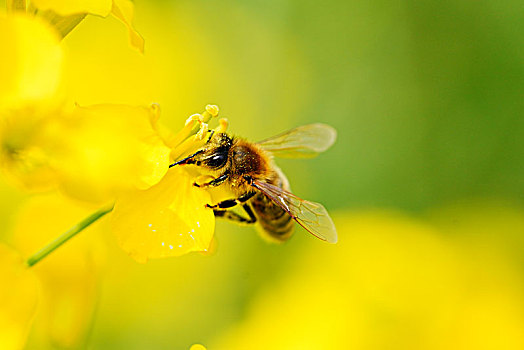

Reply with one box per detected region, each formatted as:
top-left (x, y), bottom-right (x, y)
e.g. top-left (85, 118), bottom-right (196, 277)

top-left (169, 123), bottom-right (338, 244)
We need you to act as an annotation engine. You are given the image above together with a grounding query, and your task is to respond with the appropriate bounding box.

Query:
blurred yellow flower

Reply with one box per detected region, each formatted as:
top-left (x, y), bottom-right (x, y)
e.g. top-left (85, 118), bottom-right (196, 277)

top-left (11, 194), bottom-right (105, 349)
top-left (46, 103), bottom-right (171, 203)
top-left (0, 104), bottom-right (60, 191)
top-left (1, 102), bottom-right (172, 203)
top-left (213, 209), bottom-right (524, 350)
top-left (0, 244), bottom-right (39, 350)
top-left (0, 14), bottom-right (65, 193)
top-left (0, 14), bottom-right (63, 110)
top-left (0, 14), bottom-right (169, 202)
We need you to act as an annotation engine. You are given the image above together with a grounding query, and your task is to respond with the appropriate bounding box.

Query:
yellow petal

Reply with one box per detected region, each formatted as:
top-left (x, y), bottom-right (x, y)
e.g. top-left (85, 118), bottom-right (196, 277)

top-left (11, 194), bottom-right (105, 349)
top-left (0, 15), bottom-right (63, 110)
top-left (45, 104), bottom-right (170, 203)
top-left (111, 166), bottom-right (215, 263)
top-left (0, 244), bottom-right (39, 350)
top-left (30, 0), bottom-right (112, 17)
top-left (37, 11), bottom-right (87, 38)
top-left (111, 0), bottom-right (144, 53)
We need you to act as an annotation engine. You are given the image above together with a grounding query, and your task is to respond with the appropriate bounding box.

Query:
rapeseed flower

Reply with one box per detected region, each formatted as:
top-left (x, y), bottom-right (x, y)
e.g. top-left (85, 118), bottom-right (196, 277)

top-left (1, 7), bottom-right (220, 263)
top-left (111, 105), bottom-right (225, 263)
top-left (0, 14), bottom-right (64, 191)
top-left (44, 103), bottom-right (171, 203)
top-left (0, 12), bottom-right (167, 203)
top-left (1, 0), bottom-right (229, 347)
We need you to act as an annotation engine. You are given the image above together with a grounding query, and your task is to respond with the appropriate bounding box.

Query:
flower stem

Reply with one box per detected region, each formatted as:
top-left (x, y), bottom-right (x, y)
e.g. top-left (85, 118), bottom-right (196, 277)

top-left (26, 205), bottom-right (113, 267)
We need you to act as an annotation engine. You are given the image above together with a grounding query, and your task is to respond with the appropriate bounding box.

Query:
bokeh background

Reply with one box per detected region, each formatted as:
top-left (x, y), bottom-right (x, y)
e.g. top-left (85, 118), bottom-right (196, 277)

top-left (2, 0), bottom-right (524, 349)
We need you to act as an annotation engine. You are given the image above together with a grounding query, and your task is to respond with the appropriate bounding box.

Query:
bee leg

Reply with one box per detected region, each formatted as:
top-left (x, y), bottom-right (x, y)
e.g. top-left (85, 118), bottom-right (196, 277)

top-left (214, 204), bottom-right (256, 225)
top-left (192, 175), bottom-right (216, 187)
top-left (205, 191), bottom-right (256, 209)
top-left (194, 172), bottom-right (229, 188)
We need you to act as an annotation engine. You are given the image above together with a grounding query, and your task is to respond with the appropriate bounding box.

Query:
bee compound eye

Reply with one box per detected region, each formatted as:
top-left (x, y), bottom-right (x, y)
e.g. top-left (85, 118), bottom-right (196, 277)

top-left (206, 152), bottom-right (227, 168)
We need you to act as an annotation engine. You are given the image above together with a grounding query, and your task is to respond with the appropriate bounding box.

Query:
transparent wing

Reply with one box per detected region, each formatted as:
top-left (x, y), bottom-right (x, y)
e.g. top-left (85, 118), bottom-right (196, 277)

top-left (257, 123), bottom-right (337, 158)
top-left (251, 180), bottom-right (338, 243)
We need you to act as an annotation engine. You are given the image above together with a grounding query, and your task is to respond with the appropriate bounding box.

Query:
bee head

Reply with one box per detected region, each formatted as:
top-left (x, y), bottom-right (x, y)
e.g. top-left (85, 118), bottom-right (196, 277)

top-left (199, 132), bottom-right (232, 169)
top-left (169, 132), bottom-right (233, 170)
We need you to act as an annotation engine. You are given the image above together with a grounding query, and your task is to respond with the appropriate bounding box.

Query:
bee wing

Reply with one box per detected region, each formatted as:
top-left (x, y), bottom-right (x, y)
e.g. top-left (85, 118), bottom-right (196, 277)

top-left (251, 179), bottom-right (338, 243)
top-left (257, 123), bottom-right (337, 158)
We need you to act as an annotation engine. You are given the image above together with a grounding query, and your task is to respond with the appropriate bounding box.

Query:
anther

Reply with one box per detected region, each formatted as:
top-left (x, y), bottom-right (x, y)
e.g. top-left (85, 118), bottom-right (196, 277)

top-left (205, 105), bottom-right (219, 117)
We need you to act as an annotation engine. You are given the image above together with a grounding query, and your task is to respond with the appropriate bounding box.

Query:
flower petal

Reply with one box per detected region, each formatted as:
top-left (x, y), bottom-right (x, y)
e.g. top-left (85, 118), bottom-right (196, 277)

top-left (0, 244), bottom-right (39, 350)
top-left (111, 166), bottom-right (215, 263)
top-left (37, 11), bottom-right (87, 38)
top-left (111, 0), bottom-right (144, 53)
top-left (45, 104), bottom-right (170, 203)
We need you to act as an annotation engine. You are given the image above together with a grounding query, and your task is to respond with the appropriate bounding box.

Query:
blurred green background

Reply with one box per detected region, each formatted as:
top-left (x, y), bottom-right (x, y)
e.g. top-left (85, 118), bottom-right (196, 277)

top-left (133, 0), bottom-right (524, 212)
top-left (2, 0), bottom-right (524, 349)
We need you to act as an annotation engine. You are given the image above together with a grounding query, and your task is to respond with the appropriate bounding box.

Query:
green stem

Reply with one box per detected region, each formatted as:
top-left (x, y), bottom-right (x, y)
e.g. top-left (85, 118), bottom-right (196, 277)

top-left (26, 205), bottom-right (113, 267)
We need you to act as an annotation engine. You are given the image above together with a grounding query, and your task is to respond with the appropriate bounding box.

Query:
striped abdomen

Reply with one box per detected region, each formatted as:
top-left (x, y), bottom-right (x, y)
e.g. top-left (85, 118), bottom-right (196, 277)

top-left (249, 170), bottom-right (294, 242)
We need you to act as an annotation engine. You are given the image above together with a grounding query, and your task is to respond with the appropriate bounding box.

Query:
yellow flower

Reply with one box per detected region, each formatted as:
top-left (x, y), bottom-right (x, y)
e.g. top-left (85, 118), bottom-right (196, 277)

top-left (0, 244), bottom-right (39, 350)
top-left (212, 209), bottom-right (524, 350)
top-left (111, 105), bottom-right (225, 262)
top-left (0, 14), bottom-right (63, 110)
top-left (1, 102), bottom-right (172, 203)
top-left (0, 15), bottom-right (169, 202)
top-left (45, 103), bottom-right (171, 203)
top-left (0, 14), bottom-right (64, 191)
top-left (11, 194), bottom-right (105, 349)
top-left (111, 166), bottom-right (215, 263)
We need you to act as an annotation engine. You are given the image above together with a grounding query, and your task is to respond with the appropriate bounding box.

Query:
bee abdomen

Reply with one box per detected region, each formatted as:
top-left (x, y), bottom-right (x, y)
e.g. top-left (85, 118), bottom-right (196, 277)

top-left (251, 193), bottom-right (294, 243)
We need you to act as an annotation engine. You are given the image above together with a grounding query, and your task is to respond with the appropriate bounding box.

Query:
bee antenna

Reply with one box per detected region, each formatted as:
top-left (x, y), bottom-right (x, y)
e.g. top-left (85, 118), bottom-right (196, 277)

top-left (169, 150), bottom-right (204, 168)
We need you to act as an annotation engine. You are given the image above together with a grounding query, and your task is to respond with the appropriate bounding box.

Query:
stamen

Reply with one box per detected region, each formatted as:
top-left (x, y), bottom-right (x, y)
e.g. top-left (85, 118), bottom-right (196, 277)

top-left (205, 105), bottom-right (219, 117)
top-left (196, 123), bottom-right (209, 140)
top-left (168, 114), bottom-right (204, 150)
top-left (215, 118), bottom-right (229, 133)
top-left (185, 113), bottom-right (204, 127)
top-left (169, 105), bottom-right (224, 164)
top-left (149, 103), bottom-right (161, 124)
